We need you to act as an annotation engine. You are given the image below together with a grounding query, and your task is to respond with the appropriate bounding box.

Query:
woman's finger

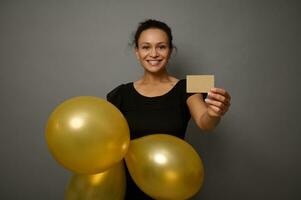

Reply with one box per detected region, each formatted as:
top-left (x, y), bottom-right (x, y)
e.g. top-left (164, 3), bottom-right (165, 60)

top-left (205, 98), bottom-right (230, 115)
top-left (205, 98), bottom-right (226, 110)
top-left (207, 105), bottom-right (224, 116)
top-left (210, 88), bottom-right (231, 100)
top-left (207, 92), bottom-right (228, 103)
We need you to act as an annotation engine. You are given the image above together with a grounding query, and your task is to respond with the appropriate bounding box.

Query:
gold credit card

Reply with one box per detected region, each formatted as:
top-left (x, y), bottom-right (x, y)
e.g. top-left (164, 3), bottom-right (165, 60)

top-left (186, 75), bottom-right (215, 93)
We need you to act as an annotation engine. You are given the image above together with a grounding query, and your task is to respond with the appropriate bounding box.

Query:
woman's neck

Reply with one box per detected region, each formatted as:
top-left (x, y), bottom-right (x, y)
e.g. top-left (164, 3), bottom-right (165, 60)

top-left (140, 70), bottom-right (172, 85)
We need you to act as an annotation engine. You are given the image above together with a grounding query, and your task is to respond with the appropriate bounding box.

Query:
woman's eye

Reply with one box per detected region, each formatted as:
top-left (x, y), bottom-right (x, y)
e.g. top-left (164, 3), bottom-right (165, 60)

top-left (142, 46), bottom-right (149, 49)
top-left (159, 46), bottom-right (166, 49)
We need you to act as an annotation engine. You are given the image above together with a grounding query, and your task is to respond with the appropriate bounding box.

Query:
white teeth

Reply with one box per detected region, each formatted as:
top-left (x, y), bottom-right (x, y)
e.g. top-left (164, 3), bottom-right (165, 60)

top-left (148, 60), bottom-right (161, 66)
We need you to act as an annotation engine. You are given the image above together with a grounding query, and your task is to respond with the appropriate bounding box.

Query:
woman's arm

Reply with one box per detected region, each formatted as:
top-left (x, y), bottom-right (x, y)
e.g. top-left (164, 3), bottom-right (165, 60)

top-left (187, 88), bottom-right (231, 132)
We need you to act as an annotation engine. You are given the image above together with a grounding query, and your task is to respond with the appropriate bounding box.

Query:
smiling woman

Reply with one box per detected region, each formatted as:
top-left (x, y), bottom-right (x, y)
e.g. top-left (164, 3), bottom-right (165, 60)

top-left (135, 28), bottom-right (171, 74)
top-left (106, 19), bottom-right (231, 199)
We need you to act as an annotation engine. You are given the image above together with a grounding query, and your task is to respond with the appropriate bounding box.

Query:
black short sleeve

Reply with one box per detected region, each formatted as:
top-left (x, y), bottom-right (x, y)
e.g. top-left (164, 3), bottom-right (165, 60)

top-left (106, 84), bottom-right (124, 109)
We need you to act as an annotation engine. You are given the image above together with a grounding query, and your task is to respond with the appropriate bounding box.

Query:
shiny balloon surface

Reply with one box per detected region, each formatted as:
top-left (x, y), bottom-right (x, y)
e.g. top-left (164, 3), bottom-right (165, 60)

top-left (125, 134), bottom-right (204, 200)
top-left (46, 96), bottom-right (130, 174)
top-left (65, 161), bottom-right (126, 200)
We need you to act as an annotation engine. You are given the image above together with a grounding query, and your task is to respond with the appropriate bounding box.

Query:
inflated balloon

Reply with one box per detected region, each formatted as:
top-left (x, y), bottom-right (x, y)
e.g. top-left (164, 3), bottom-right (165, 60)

top-left (65, 161), bottom-right (126, 200)
top-left (45, 96), bottom-right (130, 174)
top-left (125, 134), bottom-right (204, 200)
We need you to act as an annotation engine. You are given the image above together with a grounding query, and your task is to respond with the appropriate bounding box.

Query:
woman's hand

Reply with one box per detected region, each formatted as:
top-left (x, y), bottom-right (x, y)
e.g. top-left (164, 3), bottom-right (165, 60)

top-left (204, 88), bottom-right (231, 118)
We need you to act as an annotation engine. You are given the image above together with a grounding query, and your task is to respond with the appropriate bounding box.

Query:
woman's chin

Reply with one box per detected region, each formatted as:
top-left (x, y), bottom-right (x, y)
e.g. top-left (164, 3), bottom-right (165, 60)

top-left (142, 63), bottom-right (167, 73)
top-left (145, 66), bottom-right (166, 74)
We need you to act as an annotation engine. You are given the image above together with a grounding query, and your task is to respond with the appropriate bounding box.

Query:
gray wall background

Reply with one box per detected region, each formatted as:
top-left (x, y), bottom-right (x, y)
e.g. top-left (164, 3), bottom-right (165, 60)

top-left (0, 0), bottom-right (300, 199)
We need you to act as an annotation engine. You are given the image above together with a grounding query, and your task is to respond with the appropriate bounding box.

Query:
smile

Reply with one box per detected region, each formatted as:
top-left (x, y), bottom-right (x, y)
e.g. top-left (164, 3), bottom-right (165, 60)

top-left (147, 60), bottom-right (162, 66)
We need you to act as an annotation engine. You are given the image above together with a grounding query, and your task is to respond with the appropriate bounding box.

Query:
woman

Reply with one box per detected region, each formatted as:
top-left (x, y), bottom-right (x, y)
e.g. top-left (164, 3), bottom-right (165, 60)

top-left (107, 19), bottom-right (231, 199)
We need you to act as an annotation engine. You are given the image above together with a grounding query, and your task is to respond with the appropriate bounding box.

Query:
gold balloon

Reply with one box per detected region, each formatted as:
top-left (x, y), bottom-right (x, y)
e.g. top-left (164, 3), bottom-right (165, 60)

top-left (65, 161), bottom-right (126, 200)
top-left (45, 96), bottom-right (130, 174)
top-left (125, 134), bottom-right (204, 200)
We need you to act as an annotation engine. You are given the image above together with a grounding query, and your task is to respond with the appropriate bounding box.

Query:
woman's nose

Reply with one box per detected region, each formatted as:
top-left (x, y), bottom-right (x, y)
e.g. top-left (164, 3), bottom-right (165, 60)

top-left (149, 47), bottom-right (158, 57)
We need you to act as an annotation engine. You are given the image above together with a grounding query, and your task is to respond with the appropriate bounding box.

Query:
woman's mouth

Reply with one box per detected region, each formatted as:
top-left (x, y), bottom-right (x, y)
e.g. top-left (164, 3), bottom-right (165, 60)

top-left (147, 60), bottom-right (162, 66)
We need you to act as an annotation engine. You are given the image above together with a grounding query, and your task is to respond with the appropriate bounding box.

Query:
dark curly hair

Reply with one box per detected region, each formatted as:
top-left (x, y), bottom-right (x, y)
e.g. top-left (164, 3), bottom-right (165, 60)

top-left (132, 19), bottom-right (174, 49)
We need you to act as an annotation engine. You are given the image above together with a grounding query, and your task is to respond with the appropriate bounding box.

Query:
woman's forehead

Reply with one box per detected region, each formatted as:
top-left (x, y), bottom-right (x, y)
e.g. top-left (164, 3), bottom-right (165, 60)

top-left (138, 28), bottom-right (169, 43)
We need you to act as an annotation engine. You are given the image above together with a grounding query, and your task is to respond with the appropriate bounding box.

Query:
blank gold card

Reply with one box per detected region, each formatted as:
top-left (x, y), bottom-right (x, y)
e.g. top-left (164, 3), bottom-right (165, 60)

top-left (186, 75), bottom-right (215, 93)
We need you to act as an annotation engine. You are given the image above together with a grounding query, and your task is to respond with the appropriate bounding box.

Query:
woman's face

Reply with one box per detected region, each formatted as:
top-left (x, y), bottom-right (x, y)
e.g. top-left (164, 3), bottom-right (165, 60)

top-left (135, 28), bottom-right (172, 74)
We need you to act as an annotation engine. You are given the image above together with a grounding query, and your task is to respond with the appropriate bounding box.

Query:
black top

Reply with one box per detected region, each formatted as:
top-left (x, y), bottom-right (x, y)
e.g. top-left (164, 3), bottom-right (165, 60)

top-left (106, 79), bottom-right (204, 199)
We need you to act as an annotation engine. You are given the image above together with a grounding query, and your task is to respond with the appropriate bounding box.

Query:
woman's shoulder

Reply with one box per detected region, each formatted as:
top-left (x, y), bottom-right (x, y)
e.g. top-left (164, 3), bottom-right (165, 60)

top-left (107, 82), bottom-right (134, 108)
top-left (106, 82), bottom-right (133, 99)
top-left (175, 78), bottom-right (186, 88)
top-left (168, 76), bottom-right (182, 85)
